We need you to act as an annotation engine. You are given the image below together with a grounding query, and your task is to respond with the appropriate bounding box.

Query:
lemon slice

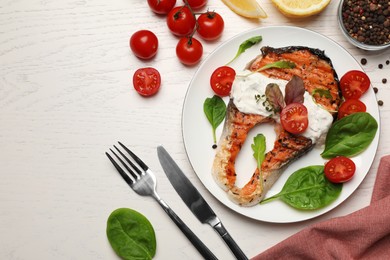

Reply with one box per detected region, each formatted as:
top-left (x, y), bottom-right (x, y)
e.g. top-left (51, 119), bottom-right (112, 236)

top-left (221, 0), bottom-right (268, 19)
top-left (271, 0), bottom-right (331, 18)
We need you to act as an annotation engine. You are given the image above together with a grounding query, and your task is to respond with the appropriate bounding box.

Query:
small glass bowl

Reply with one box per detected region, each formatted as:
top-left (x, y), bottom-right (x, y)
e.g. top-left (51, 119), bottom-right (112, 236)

top-left (337, 0), bottom-right (390, 51)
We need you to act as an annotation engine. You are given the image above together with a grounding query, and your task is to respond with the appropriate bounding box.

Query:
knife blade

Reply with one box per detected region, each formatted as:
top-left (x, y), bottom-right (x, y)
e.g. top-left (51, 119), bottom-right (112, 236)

top-left (157, 145), bottom-right (248, 260)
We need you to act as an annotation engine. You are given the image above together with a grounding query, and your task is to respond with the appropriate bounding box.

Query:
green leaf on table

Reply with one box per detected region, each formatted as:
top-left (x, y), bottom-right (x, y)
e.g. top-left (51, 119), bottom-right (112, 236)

top-left (260, 166), bottom-right (342, 210)
top-left (107, 208), bottom-right (156, 260)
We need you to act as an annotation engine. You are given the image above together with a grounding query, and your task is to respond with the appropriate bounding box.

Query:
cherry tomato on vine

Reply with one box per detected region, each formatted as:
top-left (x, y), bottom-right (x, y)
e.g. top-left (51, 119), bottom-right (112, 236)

top-left (340, 70), bottom-right (371, 99)
top-left (337, 99), bottom-right (366, 119)
top-left (210, 66), bottom-right (236, 96)
top-left (197, 11), bottom-right (224, 41)
top-left (280, 103), bottom-right (308, 134)
top-left (147, 0), bottom-right (176, 14)
top-left (176, 37), bottom-right (203, 66)
top-left (130, 30), bottom-right (158, 60)
top-left (133, 67), bottom-right (161, 96)
top-left (184, 0), bottom-right (207, 10)
top-left (324, 156), bottom-right (356, 183)
top-left (167, 6), bottom-right (196, 37)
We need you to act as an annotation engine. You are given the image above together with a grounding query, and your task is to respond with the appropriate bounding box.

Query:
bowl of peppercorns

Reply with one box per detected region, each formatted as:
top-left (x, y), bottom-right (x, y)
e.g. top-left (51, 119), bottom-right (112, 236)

top-left (338, 0), bottom-right (390, 51)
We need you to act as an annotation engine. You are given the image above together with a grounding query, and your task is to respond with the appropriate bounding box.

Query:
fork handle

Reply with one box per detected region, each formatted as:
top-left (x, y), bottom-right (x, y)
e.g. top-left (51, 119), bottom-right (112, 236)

top-left (156, 199), bottom-right (218, 260)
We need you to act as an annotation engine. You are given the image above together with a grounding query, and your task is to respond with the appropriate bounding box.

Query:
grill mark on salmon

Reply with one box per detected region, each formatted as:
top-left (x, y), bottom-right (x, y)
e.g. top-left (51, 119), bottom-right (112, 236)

top-left (212, 46), bottom-right (340, 207)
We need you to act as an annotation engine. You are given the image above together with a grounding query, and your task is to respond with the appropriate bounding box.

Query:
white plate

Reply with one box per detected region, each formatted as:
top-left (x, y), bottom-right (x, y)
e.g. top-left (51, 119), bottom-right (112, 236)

top-left (182, 26), bottom-right (380, 223)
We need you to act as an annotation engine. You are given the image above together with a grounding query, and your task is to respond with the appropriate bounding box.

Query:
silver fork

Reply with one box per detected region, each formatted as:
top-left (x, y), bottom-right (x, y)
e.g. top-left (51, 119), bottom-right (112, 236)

top-left (106, 142), bottom-right (217, 260)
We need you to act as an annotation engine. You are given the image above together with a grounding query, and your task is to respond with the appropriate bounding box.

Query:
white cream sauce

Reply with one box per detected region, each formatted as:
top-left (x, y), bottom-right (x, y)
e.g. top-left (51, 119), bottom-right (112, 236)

top-left (231, 70), bottom-right (333, 144)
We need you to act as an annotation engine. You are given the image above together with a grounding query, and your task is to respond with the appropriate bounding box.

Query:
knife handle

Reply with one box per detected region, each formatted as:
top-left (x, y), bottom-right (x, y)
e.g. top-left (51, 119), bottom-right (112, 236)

top-left (213, 221), bottom-right (248, 260)
top-left (156, 198), bottom-right (218, 260)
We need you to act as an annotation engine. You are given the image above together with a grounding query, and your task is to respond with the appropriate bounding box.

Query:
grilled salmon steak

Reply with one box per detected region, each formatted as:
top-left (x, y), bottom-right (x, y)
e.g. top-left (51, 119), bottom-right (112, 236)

top-left (212, 46), bottom-right (341, 206)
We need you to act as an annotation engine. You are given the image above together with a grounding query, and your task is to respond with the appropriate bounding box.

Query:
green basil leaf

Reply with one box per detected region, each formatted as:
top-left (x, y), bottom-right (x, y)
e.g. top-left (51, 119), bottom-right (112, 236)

top-left (321, 112), bottom-right (378, 159)
top-left (227, 36), bottom-right (262, 65)
top-left (312, 88), bottom-right (333, 99)
top-left (107, 208), bottom-right (156, 260)
top-left (261, 166), bottom-right (342, 210)
top-left (203, 95), bottom-right (226, 144)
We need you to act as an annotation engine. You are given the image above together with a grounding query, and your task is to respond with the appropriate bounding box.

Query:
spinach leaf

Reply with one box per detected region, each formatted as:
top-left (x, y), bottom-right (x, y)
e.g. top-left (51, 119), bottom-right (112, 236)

top-left (227, 36), bottom-right (262, 65)
top-left (252, 134), bottom-right (266, 189)
top-left (261, 166), bottom-right (342, 210)
top-left (321, 112), bottom-right (378, 159)
top-left (107, 208), bottom-right (156, 260)
top-left (203, 95), bottom-right (226, 145)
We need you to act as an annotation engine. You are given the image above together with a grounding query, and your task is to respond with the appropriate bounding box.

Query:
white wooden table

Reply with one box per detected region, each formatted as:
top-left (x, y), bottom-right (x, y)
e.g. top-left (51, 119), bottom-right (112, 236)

top-left (1, 1), bottom-right (389, 259)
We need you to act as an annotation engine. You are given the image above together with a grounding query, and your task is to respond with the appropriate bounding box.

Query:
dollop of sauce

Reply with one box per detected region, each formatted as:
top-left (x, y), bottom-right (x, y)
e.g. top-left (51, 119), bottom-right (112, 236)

top-left (231, 71), bottom-right (333, 144)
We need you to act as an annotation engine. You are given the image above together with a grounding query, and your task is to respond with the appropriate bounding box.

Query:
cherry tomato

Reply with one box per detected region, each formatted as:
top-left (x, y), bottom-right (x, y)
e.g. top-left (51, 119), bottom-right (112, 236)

top-left (210, 66), bottom-right (236, 96)
top-left (167, 6), bottom-right (196, 37)
top-left (184, 0), bottom-right (207, 10)
top-left (147, 0), bottom-right (176, 14)
top-left (337, 99), bottom-right (366, 119)
top-left (133, 67), bottom-right (161, 96)
top-left (280, 103), bottom-right (309, 134)
top-left (130, 30), bottom-right (158, 60)
top-left (340, 70), bottom-right (371, 99)
top-left (324, 156), bottom-right (356, 183)
top-left (176, 37), bottom-right (203, 66)
top-left (197, 11), bottom-right (224, 41)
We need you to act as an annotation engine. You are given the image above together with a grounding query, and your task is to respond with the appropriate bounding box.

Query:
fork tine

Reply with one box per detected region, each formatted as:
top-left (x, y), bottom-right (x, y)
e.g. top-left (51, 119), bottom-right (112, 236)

top-left (113, 145), bottom-right (142, 175)
top-left (109, 148), bottom-right (139, 180)
top-left (105, 151), bottom-right (134, 186)
top-left (118, 142), bottom-right (148, 171)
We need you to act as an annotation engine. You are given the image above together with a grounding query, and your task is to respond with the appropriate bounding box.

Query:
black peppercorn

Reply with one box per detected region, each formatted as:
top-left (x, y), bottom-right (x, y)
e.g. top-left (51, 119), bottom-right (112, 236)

top-left (373, 87), bottom-right (379, 93)
top-left (379, 64), bottom-right (383, 69)
top-left (383, 78), bottom-right (387, 84)
top-left (378, 100), bottom-right (384, 106)
top-left (361, 58), bottom-right (367, 65)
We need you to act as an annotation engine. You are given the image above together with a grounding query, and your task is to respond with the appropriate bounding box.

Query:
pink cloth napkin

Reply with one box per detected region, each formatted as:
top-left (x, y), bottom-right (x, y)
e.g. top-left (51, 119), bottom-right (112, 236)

top-left (251, 155), bottom-right (390, 260)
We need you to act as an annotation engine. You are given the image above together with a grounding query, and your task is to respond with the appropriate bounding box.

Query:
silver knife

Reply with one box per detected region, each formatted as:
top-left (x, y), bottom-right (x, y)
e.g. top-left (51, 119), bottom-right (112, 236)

top-left (157, 145), bottom-right (248, 260)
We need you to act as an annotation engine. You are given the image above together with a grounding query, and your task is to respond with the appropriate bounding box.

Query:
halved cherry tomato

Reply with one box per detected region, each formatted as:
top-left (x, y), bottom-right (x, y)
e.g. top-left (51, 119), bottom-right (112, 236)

top-left (184, 0), bottom-right (207, 10)
top-left (280, 103), bottom-right (308, 134)
top-left (324, 156), bottom-right (356, 183)
top-left (132, 67), bottom-right (161, 96)
top-left (166, 6), bottom-right (196, 37)
top-left (337, 99), bottom-right (366, 119)
top-left (176, 37), bottom-right (203, 66)
top-left (197, 11), bottom-right (224, 41)
top-left (130, 30), bottom-right (158, 60)
top-left (147, 0), bottom-right (176, 14)
top-left (340, 70), bottom-right (371, 99)
top-left (210, 66), bottom-right (236, 96)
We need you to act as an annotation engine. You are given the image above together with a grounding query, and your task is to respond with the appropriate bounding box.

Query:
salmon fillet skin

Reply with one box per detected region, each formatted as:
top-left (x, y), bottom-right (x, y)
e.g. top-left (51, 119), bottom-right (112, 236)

top-left (212, 46), bottom-right (341, 207)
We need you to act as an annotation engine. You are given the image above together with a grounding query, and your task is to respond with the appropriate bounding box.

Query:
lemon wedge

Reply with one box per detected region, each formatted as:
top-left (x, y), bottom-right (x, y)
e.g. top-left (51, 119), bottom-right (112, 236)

top-left (271, 0), bottom-right (331, 18)
top-left (221, 0), bottom-right (268, 19)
